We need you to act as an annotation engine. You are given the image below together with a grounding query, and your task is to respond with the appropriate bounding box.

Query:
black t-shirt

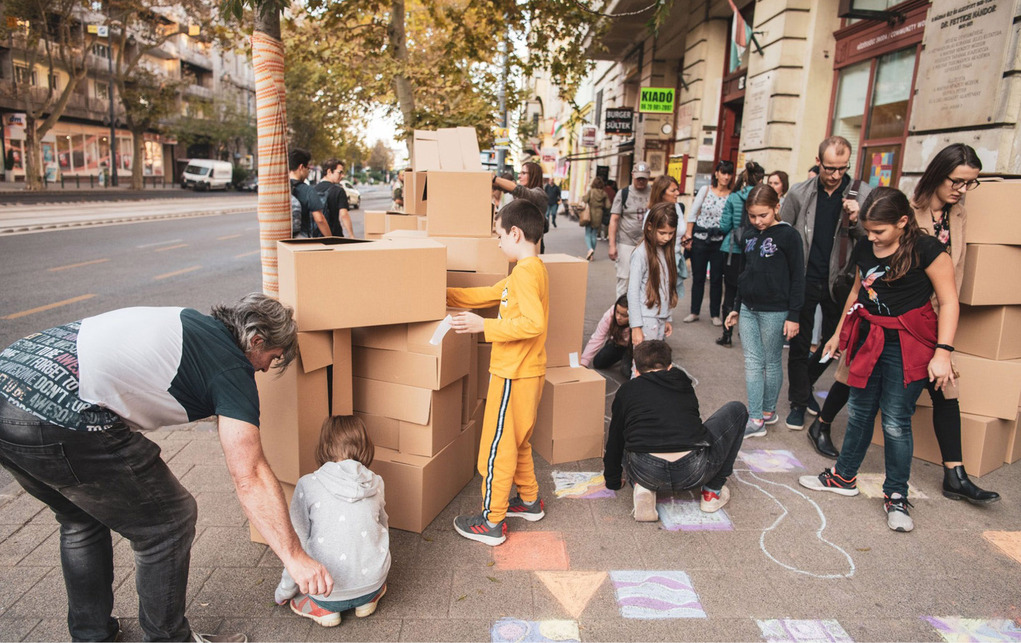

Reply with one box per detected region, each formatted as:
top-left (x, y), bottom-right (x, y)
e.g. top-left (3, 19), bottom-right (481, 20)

top-left (806, 174), bottom-right (850, 283)
top-left (313, 180), bottom-right (350, 237)
top-left (852, 235), bottom-right (946, 317)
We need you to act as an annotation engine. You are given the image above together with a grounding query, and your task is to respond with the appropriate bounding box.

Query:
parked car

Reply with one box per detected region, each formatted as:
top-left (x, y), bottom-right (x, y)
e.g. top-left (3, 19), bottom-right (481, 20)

top-left (238, 174), bottom-right (259, 192)
top-left (182, 159), bottom-right (233, 191)
top-left (340, 180), bottom-right (361, 209)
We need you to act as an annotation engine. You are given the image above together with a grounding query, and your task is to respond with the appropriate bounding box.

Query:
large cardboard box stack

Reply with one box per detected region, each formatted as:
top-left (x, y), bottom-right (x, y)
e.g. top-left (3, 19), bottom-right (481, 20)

top-left (870, 180), bottom-right (1021, 474)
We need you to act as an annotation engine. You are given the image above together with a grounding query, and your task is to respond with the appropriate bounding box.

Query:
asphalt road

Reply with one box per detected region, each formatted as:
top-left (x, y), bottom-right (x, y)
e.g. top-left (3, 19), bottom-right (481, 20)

top-left (0, 184), bottom-right (391, 490)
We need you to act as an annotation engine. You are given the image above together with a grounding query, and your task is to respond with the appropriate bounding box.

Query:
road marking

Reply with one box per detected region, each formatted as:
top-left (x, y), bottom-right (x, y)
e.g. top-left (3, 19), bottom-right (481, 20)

top-left (48, 258), bottom-right (110, 272)
top-left (3, 294), bottom-right (96, 320)
top-left (153, 266), bottom-right (201, 280)
top-left (154, 243), bottom-right (188, 252)
top-left (217, 234), bottom-right (242, 240)
top-left (235, 250), bottom-right (260, 258)
top-left (137, 239), bottom-right (183, 248)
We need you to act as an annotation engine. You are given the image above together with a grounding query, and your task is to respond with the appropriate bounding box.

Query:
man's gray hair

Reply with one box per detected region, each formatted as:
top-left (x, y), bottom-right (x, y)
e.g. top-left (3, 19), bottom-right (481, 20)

top-left (210, 293), bottom-right (298, 372)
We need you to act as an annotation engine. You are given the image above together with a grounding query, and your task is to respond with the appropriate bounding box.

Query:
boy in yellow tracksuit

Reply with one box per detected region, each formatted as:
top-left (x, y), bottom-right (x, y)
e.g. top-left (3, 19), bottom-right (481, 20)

top-left (446, 199), bottom-right (549, 546)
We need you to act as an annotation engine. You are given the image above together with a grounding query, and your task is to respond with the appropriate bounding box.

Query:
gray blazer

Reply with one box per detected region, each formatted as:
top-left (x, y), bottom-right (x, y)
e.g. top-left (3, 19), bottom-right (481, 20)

top-left (779, 176), bottom-right (873, 299)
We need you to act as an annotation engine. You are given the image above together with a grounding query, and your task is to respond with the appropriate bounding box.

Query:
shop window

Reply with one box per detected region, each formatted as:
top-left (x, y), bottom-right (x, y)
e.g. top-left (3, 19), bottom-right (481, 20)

top-left (866, 48), bottom-right (915, 140)
top-left (831, 60), bottom-right (869, 174)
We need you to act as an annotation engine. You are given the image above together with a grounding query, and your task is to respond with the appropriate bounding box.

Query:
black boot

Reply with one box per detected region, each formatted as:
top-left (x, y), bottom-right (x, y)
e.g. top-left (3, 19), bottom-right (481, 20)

top-left (807, 418), bottom-right (839, 458)
top-left (942, 465), bottom-right (1000, 505)
top-left (715, 327), bottom-right (732, 347)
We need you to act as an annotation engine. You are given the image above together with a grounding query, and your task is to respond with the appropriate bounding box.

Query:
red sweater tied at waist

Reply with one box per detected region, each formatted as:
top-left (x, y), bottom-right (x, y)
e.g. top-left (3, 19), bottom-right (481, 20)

top-left (838, 301), bottom-right (938, 388)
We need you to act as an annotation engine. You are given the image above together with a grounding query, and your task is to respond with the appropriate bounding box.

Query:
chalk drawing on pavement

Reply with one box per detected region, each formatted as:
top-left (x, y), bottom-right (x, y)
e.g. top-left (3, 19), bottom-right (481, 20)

top-left (535, 571), bottom-right (607, 619)
top-left (609, 570), bottom-right (706, 619)
top-left (982, 531), bottom-right (1021, 566)
top-left (738, 449), bottom-right (806, 473)
top-left (757, 618), bottom-right (853, 642)
top-left (923, 616), bottom-right (1021, 641)
top-left (855, 473), bottom-right (928, 499)
top-left (656, 497), bottom-right (733, 531)
top-left (491, 618), bottom-right (580, 643)
top-left (552, 471), bottom-right (614, 499)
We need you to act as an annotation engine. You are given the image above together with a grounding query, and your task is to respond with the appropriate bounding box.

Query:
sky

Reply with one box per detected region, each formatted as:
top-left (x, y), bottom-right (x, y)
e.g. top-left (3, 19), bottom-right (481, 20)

top-left (363, 107), bottom-right (408, 166)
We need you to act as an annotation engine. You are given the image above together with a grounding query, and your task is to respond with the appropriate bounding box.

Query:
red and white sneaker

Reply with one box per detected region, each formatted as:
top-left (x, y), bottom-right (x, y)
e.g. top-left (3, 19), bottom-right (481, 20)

top-left (290, 594), bottom-right (341, 627)
top-left (700, 485), bottom-right (731, 513)
top-left (355, 584), bottom-right (387, 618)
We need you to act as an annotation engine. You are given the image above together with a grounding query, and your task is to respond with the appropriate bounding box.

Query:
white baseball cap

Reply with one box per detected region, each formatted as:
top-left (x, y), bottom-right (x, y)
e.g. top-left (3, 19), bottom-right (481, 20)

top-left (632, 162), bottom-right (651, 179)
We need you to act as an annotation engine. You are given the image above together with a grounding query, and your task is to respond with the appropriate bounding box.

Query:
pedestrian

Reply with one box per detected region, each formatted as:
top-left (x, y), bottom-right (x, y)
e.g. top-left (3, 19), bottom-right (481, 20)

top-left (628, 201), bottom-right (678, 346)
top-left (780, 136), bottom-right (872, 429)
top-left (681, 160), bottom-right (735, 325)
top-left (290, 148), bottom-right (330, 238)
top-left (392, 169), bottom-right (406, 211)
top-left (313, 158), bottom-right (354, 238)
top-left (724, 184), bottom-right (805, 437)
top-left (544, 178), bottom-right (561, 228)
top-left (799, 187), bottom-right (959, 533)
top-left (601, 180), bottom-right (618, 240)
top-left (609, 162), bottom-right (653, 297)
top-left (808, 143), bottom-right (998, 504)
top-left (0, 294), bottom-right (332, 642)
top-left (445, 199), bottom-right (549, 546)
top-left (714, 160), bottom-right (766, 346)
top-left (767, 170), bottom-right (789, 205)
top-left (493, 162), bottom-right (548, 252)
top-left (275, 416), bottom-right (389, 628)
top-left (602, 340), bottom-right (748, 521)
top-left (580, 294), bottom-right (633, 378)
top-left (645, 175), bottom-right (688, 297)
top-left (582, 176), bottom-right (610, 261)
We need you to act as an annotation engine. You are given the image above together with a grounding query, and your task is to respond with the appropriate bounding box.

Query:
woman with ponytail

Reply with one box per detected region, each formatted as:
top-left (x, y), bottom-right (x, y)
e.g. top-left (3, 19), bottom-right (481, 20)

top-left (799, 187), bottom-right (959, 534)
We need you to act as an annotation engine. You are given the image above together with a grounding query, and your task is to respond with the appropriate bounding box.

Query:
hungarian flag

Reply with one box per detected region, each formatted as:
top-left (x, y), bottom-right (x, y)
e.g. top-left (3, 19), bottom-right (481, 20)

top-left (728, 0), bottom-right (752, 73)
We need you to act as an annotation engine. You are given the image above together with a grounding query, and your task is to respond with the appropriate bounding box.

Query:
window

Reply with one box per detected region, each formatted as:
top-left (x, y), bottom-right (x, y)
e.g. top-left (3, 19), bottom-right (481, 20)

top-left (95, 80), bottom-right (109, 98)
top-left (15, 65), bottom-right (38, 86)
top-left (92, 43), bottom-right (110, 58)
top-left (831, 61), bottom-right (869, 174)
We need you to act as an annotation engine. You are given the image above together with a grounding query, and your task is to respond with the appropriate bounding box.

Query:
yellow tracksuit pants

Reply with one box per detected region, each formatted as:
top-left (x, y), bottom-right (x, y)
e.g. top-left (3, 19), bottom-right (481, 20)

top-left (479, 374), bottom-right (544, 523)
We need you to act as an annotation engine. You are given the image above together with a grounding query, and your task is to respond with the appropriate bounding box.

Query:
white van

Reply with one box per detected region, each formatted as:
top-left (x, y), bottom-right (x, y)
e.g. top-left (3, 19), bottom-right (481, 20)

top-left (182, 159), bottom-right (234, 191)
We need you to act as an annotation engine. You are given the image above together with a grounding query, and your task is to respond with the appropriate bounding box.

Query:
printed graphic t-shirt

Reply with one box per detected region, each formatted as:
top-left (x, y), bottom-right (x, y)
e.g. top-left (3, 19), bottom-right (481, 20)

top-left (852, 235), bottom-right (946, 317)
top-left (0, 307), bottom-right (260, 431)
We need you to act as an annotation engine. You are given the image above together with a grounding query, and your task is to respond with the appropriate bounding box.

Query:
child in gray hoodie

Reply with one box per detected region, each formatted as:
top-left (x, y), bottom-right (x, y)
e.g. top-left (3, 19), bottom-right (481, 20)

top-left (274, 416), bottom-right (390, 627)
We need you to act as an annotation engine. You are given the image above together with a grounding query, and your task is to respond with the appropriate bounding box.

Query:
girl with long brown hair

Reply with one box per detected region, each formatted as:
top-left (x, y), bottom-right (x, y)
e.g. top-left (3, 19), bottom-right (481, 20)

top-left (799, 187), bottom-right (959, 534)
top-left (627, 202), bottom-right (678, 346)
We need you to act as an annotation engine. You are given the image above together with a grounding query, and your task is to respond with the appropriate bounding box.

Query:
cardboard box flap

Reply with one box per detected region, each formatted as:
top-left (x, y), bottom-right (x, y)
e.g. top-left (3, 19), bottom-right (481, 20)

top-left (438, 128), bottom-right (463, 170)
top-left (544, 366), bottom-right (605, 386)
top-left (297, 331), bottom-right (333, 374)
top-left (541, 253), bottom-right (589, 266)
top-left (353, 377), bottom-right (435, 425)
top-left (413, 131), bottom-right (441, 171)
top-left (280, 237), bottom-right (371, 250)
top-left (457, 127), bottom-right (482, 170)
top-left (376, 445), bottom-right (432, 467)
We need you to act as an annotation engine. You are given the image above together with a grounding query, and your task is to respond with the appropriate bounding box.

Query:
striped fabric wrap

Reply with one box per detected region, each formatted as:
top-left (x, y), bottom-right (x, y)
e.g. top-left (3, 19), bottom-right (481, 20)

top-left (252, 31), bottom-right (290, 297)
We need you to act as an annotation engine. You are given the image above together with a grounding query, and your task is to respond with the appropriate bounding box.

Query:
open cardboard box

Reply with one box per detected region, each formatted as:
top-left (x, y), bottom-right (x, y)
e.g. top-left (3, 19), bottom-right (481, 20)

top-left (353, 377), bottom-right (464, 457)
top-left (278, 237), bottom-right (447, 330)
top-left (957, 179), bottom-right (1021, 245)
top-left (542, 254), bottom-right (588, 368)
top-left (371, 420), bottom-right (476, 533)
top-left (916, 352), bottom-right (1021, 420)
top-left (960, 245), bottom-right (1021, 306)
top-left (412, 128), bottom-right (483, 172)
top-left (955, 305), bottom-right (1021, 360)
top-left (249, 481), bottom-right (295, 544)
top-left (532, 366), bottom-right (606, 464)
top-left (351, 316), bottom-right (472, 390)
top-left (364, 211), bottom-right (387, 236)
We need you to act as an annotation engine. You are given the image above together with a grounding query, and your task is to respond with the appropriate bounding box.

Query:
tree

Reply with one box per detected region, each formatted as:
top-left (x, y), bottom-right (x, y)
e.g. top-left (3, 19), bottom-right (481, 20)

top-left (169, 97), bottom-right (256, 161)
top-left (119, 68), bottom-right (179, 187)
top-left (366, 140), bottom-right (394, 174)
top-left (1, 0), bottom-right (97, 190)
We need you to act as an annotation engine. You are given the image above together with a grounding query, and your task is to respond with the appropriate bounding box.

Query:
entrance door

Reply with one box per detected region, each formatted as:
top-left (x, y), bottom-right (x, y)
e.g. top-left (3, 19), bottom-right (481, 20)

top-left (717, 101), bottom-right (743, 165)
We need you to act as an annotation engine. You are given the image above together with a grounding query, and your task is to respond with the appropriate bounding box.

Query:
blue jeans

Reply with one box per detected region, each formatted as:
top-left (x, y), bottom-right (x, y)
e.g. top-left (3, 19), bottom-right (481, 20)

top-left (738, 306), bottom-right (788, 419)
top-left (546, 204), bottom-right (558, 227)
top-left (585, 226), bottom-right (599, 252)
top-left (0, 398), bottom-right (197, 642)
top-left (312, 583), bottom-right (386, 612)
top-left (623, 401), bottom-right (747, 492)
top-left (834, 341), bottom-right (926, 497)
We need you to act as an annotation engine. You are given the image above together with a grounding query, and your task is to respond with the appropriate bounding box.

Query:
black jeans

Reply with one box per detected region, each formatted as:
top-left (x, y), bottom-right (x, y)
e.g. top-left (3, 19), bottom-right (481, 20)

top-left (623, 401), bottom-right (748, 492)
top-left (689, 238), bottom-right (724, 317)
top-left (0, 399), bottom-right (197, 642)
top-left (720, 251), bottom-right (744, 318)
top-left (592, 340), bottom-right (632, 379)
top-left (788, 280), bottom-right (841, 407)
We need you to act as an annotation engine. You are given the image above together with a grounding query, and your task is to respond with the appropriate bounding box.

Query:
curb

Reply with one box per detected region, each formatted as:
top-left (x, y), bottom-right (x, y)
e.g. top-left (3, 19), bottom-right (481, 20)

top-left (0, 206), bottom-right (256, 236)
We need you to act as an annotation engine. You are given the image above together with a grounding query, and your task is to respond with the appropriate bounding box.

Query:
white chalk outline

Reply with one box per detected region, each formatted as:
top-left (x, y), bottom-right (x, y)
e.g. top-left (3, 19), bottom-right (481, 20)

top-left (733, 470), bottom-right (856, 579)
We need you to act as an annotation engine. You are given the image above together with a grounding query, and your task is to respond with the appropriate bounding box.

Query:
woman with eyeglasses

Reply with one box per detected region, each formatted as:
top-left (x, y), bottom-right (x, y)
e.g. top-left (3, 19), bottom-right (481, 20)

top-left (807, 143), bottom-right (998, 506)
top-left (493, 161), bottom-right (549, 250)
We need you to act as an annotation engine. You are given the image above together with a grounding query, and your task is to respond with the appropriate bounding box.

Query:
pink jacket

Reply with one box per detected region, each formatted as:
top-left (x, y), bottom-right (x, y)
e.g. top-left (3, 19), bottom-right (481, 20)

top-left (581, 306), bottom-right (622, 367)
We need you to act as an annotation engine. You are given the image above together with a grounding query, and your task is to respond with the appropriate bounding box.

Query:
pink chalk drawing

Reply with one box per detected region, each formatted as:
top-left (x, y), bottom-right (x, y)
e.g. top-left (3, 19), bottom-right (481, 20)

top-left (656, 498), bottom-right (733, 531)
top-left (738, 449), bottom-right (805, 473)
top-left (609, 570), bottom-right (706, 619)
top-left (491, 618), bottom-right (580, 642)
top-left (923, 617), bottom-right (1021, 641)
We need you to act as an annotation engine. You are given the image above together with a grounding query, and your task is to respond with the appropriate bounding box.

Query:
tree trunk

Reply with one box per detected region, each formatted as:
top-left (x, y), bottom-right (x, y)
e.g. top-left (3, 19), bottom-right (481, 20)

top-left (24, 119), bottom-right (44, 191)
top-left (130, 126), bottom-right (145, 189)
top-left (252, 5), bottom-right (290, 296)
top-left (389, 0), bottom-right (415, 161)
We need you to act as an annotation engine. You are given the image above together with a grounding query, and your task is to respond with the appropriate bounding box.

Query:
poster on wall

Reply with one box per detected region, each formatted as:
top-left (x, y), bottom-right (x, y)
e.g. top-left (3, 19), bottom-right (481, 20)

top-left (869, 152), bottom-right (895, 187)
top-left (910, 0), bottom-right (1011, 131)
top-left (741, 72), bottom-right (773, 149)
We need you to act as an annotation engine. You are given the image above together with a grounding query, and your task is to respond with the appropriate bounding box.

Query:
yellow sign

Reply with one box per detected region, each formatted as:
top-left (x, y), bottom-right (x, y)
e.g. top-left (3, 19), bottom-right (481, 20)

top-left (494, 127), bottom-right (510, 148)
top-left (668, 159), bottom-right (684, 184)
top-left (188, 24), bottom-right (200, 36)
top-left (87, 24), bottom-right (98, 33)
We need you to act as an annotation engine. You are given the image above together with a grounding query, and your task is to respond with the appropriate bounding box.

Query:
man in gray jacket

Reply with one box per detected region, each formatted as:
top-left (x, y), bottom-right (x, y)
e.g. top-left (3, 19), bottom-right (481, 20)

top-left (780, 136), bottom-right (872, 429)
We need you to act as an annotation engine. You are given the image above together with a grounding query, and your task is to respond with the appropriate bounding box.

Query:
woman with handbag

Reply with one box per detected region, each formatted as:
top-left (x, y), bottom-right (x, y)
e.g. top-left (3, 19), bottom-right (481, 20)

top-left (680, 161), bottom-right (735, 325)
top-left (582, 177), bottom-right (610, 261)
top-left (807, 145), bottom-right (997, 506)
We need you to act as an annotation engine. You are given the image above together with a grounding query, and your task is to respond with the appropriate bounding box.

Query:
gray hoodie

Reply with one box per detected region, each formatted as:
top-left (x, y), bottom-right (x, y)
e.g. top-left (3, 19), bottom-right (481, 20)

top-left (276, 460), bottom-right (391, 602)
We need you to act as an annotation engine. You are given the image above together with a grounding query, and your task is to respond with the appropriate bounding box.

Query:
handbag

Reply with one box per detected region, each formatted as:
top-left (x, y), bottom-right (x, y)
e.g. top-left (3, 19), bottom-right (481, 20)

top-left (578, 203), bottom-right (591, 226)
top-left (833, 180), bottom-right (864, 306)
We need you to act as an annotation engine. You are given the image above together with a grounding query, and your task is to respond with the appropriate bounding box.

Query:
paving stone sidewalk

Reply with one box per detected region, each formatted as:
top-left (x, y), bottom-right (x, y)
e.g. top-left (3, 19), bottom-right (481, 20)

top-left (2, 222), bottom-right (1020, 642)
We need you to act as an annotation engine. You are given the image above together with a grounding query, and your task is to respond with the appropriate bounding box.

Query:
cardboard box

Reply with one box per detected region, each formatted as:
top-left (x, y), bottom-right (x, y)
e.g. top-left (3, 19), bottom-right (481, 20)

top-left (958, 180), bottom-right (1021, 245)
top-left (424, 171), bottom-right (494, 238)
top-left (357, 411), bottom-right (399, 451)
top-left (959, 245), bottom-right (1021, 305)
top-left (431, 236), bottom-right (509, 274)
top-left (249, 481), bottom-right (295, 544)
top-left (872, 407), bottom-right (1011, 477)
top-left (405, 171), bottom-right (427, 215)
top-left (532, 367), bottom-right (606, 464)
top-left (372, 421), bottom-right (476, 532)
top-left (447, 272), bottom-right (504, 319)
top-left (542, 254), bottom-right (589, 368)
top-left (385, 213), bottom-right (424, 233)
top-left (364, 211), bottom-right (386, 236)
top-left (413, 127), bottom-right (482, 172)
top-left (332, 329), bottom-right (353, 415)
top-left (477, 342), bottom-right (492, 399)
top-left (916, 352), bottom-right (1021, 420)
top-left (351, 318), bottom-right (471, 390)
top-left (353, 377), bottom-right (463, 456)
top-left (1005, 412), bottom-right (1021, 464)
top-left (278, 237), bottom-right (446, 330)
top-left (955, 305), bottom-right (1021, 360)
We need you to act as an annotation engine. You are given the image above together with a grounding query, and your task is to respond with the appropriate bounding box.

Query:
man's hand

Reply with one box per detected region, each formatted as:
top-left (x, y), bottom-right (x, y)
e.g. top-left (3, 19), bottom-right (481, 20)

top-left (843, 198), bottom-right (860, 224)
top-left (451, 311), bottom-right (485, 334)
top-left (284, 551), bottom-right (333, 597)
top-left (608, 243), bottom-right (618, 261)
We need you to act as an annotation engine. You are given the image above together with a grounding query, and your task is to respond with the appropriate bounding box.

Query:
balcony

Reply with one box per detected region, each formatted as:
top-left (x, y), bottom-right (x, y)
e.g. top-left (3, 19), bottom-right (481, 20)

top-left (177, 38), bottom-right (212, 70)
top-left (183, 83), bottom-right (213, 100)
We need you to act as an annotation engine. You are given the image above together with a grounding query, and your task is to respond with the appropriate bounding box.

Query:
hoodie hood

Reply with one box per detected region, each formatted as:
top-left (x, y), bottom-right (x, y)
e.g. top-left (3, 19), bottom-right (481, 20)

top-left (639, 367), bottom-right (692, 393)
top-left (312, 460), bottom-right (381, 502)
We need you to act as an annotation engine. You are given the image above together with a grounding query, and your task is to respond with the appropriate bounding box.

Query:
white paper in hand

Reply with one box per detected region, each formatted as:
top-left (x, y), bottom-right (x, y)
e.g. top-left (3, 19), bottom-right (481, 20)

top-left (429, 315), bottom-right (453, 345)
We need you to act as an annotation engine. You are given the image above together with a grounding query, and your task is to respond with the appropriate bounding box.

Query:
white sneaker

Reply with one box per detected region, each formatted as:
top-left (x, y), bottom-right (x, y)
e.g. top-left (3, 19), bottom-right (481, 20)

top-left (711, 317), bottom-right (723, 327)
top-left (700, 485), bottom-right (731, 513)
top-left (884, 493), bottom-right (914, 532)
top-left (682, 314), bottom-right (699, 323)
top-left (632, 484), bottom-right (659, 522)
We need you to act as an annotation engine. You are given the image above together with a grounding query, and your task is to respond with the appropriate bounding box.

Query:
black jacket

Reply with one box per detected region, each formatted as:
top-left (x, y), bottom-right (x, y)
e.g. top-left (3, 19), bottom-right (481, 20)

top-left (603, 368), bottom-right (709, 490)
top-left (734, 222), bottom-right (805, 322)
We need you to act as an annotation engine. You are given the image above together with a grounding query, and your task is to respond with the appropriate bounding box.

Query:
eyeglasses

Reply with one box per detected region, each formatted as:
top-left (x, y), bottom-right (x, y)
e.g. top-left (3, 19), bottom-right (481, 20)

top-left (947, 177), bottom-right (980, 191)
top-left (820, 164), bottom-right (850, 175)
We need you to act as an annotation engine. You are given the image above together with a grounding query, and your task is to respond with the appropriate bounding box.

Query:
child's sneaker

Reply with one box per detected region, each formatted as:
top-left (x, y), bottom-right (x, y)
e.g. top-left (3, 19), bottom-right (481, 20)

top-left (506, 495), bottom-right (545, 521)
top-left (762, 411), bottom-right (779, 425)
top-left (632, 483), bottom-right (659, 522)
top-left (289, 594), bottom-right (341, 627)
top-left (453, 513), bottom-right (507, 546)
top-left (354, 584), bottom-right (387, 618)
top-left (744, 418), bottom-right (767, 438)
top-left (884, 493), bottom-right (914, 532)
top-left (700, 485), bottom-right (731, 513)
top-left (798, 468), bottom-right (859, 497)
